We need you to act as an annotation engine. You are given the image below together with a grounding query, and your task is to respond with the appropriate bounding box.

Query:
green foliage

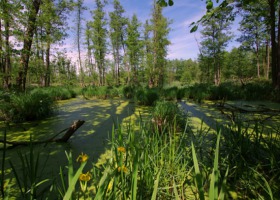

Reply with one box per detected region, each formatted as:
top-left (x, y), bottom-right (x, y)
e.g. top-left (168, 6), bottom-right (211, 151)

top-left (241, 79), bottom-right (274, 101)
top-left (210, 82), bottom-right (241, 100)
top-left (182, 81), bottom-right (279, 102)
top-left (9, 90), bottom-right (56, 122)
top-left (162, 86), bottom-right (178, 101)
top-left (9, 139), bottom-right (50, 200)
top-left (122, 85), bottom-right (135, 99)
top-left (221, 122), bottom-right (279, 199)
top-left (81, 86), bottom-right (122, 99)
top-left (151, 101), bottom-right (187, 132)
top-left (189, 83), bottom-right (213, 103)
top-left (2, 99), bottom-right (280, 199)
top-left (135, 87), bottom-right (159, 106)
top-left (37, 86), bottom-right (76, 100)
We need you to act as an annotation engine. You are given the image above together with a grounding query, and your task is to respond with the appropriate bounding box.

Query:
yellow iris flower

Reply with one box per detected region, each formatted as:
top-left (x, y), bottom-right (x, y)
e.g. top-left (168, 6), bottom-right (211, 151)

top-left (76, 152), bottom-right (89, 163)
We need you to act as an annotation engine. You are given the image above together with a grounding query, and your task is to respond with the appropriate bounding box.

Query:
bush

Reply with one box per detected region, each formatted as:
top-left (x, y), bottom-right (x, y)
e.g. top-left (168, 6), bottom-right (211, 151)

top-left (81, 86), bottom-right (97, 99)
top-left (151, 101), bottom-right (187, 133)
top-left (135, 88), bottom-right (159, 106)
top-left (176, 87), bottom-right (189, 100)
top-left (210, 82), bottom-right (241, 100)
top-left (122, 85), bottom-right (134, 99)
top-left (32, 86), bottom-right (76, 101)
top-left (162, 86), bottom-right (178, 101)
top-left (189, 83), bottom-right (213, 103)
top-left (10, 90), bottom-right (56, 121)
top-left (241, 80), bottom-right (274, 100)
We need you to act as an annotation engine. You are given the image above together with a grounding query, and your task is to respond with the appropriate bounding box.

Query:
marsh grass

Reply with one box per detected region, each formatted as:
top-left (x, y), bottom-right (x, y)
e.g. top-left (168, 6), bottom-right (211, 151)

top-left (135, 87), bottom-right (159, 106)
top-left (9, 90), bottom-right (55, 122)
top-left (2, 99), bottom-right (280, 199)
top-left (8, 137), bottom-right (50, 200)
top-left (0, 86), bottom-right (77, 122)
top-left (81, 86), bottom-right (122, 99)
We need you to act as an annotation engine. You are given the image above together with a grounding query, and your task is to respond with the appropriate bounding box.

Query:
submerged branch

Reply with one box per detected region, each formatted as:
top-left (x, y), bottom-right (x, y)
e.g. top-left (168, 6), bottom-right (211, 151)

top-left (0, 120), bottom-right (85, 149)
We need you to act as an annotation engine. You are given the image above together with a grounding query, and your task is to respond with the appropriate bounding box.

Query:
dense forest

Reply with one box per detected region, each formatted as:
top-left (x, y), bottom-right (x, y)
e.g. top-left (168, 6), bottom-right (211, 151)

top-left (0, 0), bottom-right (279, 91)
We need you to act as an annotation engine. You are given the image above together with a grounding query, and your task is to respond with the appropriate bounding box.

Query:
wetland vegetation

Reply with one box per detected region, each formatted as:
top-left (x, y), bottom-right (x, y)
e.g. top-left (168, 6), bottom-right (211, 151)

top-left (1, 0), bottom-right (280, 199)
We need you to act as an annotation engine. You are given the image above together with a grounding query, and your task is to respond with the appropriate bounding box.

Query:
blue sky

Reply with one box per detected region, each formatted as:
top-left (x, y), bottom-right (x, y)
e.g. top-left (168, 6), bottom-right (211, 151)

top-left (65, 0), bottom-right (240, 61)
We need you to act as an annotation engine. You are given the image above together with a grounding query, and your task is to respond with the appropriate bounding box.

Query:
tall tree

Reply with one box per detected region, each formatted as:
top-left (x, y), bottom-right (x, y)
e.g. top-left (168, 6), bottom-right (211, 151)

top-left (237, 1), bottom-right (269, 78)
top-left (199, 7), bottom-right (233, 85)
top-left (75, 0), bottom-right (87, 85)
top-left (35, 0), bottom-right (73, 87)
top-left (157, 0), bottom-right (280, 88)
top-left (89, 0), bottom-right (107, 86)
top-left (126, 14), bottom-right (143, 86)
top-left (17, 0), bottom-right (42, 91)
top-left (85, 22), bottom-right (95, 79)
top-left (143, 20), bottom-right (153, 87)
top-left (149, 2), bottom-right (170, 88)
top-left (109, 0), bottom-right (127, 86)
top-left (0, 0), bottom-right (19, 88)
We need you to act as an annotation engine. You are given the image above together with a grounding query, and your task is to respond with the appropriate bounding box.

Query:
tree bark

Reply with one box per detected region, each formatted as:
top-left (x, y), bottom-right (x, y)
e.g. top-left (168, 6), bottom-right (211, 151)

top-left (17, 0), bottom-right (42, 91)
top-left (2, 0), bottom-right (11, 89)
top-left (45, 27), bottom-right (51, 87)
top-left (269, 0), bottom-right (277, 88)
top-left (0, 120), bottom-right (85, 148)
top-left (0, 20), bottom-right (3, 86)
top-left (277, 3), bottom-right (280, 88)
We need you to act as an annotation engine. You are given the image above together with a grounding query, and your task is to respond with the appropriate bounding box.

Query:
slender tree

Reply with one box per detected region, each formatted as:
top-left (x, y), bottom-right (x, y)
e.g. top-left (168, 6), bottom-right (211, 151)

top-left (17, 0), bottom-right (42, 91)
top-left (109, 0), bottom-right (127, 86)
top-left (143, 20), bottom-right (153, 87)
top-left (237, 1), bottom-right (269, 78)
top-left (126, 14), bottom-right (143, 86)
top-left (89, 0), bottom-right (107, 86)
top-left (1, 0), bottom-right (12, 88)
top-left (149, 2), bottom-right (171, 87)
top-left (74, 0), bottom-right (87, 86)
top-left (199, 7), bottom-right (233, 85)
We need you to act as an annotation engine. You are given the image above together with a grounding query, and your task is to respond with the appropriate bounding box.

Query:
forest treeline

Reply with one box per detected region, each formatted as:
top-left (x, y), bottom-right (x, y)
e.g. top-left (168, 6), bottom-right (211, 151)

top-left (0, 0), bottom-right (279, 91)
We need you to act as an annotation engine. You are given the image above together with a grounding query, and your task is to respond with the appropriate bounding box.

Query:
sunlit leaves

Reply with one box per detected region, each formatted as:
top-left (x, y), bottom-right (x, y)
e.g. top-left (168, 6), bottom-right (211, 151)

top-left (156, 0), bottom-right (174, 7)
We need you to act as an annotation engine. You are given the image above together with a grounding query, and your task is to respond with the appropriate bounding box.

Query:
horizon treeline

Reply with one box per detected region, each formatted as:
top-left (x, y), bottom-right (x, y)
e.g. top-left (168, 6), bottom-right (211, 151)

top-left (0, 0), bottom-right (279, 90)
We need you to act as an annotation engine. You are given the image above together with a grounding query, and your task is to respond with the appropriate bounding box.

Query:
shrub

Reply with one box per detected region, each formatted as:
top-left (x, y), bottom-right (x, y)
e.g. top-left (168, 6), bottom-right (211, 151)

top-left (241, 80), bottom-right (274, 100)
top-left (162, 86), bottom-right (178, 101)
top-left (189, 83), bottom-right (213, 103)
top-left (122, 85), bottom-right (134, 99)
top-left (81, 86), bottom-right (97, 99)
top-left (10, 90), bottom-right (55, 121)
top-left (210, 82), bottom-right (241, 100)
top-left (135, 88), bottom-right (159, 106)
top-left (151, 101), bottom-right (187, 133)
top-left (176, 87), bottom-right (189, 100)
top-left (95, 86), bottom-right (108, 99)
top-left (32, 86), bottom-right (76, 101)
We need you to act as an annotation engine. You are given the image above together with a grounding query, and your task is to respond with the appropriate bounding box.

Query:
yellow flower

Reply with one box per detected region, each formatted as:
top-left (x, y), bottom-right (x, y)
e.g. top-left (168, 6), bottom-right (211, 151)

top-left (76, 152), bottom-right (88, 163)
top-left (79, 172), bottom-right (91, 192)
top-left (107, 179), bottom-right (113, 192)
top-left (117, 165), bottom-right (128, 173)
top-left (79, 172), bottom-right (91, 182)
top-left (117, 147), bottom-right (126, 153)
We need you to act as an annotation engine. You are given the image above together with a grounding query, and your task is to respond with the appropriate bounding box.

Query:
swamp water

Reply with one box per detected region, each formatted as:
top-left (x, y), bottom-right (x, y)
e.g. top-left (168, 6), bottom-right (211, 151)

top-left (0, 97), bottom-right (148, 192)
top-left (1, 97), bottom-right (279, 199)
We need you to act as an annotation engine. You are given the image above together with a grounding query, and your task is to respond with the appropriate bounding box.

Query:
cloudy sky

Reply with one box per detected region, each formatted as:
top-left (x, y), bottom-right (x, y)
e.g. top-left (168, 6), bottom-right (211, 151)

top-left (64, 0), bottom-right (239, 62)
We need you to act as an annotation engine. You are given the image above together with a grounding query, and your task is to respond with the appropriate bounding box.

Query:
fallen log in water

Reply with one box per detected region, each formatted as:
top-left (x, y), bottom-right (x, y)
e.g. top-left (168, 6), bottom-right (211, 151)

top-left (0, 120), bottom-right (85, 148)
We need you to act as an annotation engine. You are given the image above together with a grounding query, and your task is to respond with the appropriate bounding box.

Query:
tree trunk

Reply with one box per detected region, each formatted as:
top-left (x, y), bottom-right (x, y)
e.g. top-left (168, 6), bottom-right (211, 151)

top-left (17, 0), bottom-right (42, 91)
top-left (0, 120), bottom-right (85, 148)
top-left (277, 3), bottom-right (280, 88)
top-left (265, 39), bottom-right (270, 79)
top-left (45, 28), bottom-right (51, 87)
top-left (0, 20), bottom-right (3, 87)
top-left (3, 0), bottom-right (11, 89)
top-left (269, 0), bottom-right (277, 87)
